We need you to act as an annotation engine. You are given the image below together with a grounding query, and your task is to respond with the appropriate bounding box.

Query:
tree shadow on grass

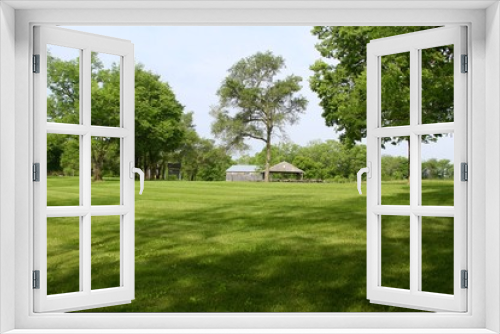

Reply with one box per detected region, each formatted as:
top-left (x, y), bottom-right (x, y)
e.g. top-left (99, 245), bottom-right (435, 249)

top-left (80, 189), bottom-right (429, 313)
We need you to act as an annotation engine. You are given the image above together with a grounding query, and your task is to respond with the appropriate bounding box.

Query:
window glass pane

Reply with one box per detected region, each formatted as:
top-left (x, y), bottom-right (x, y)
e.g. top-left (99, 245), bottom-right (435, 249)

top-left (47, 134), bottom-right (80, 206)
top-left (47, 217), bottom-right (80, 295)
top-left (381, 215), bottom-right (410, 290)
top-left (91, 137), bottom-right (120, 205)
top-left (47, 44), bottom-right (80, 124)
top-left (92, 215), bottom-right (121, 290)
top-left (381, 52), bottom-right (410, 127)
top-left (421, 216), bottom-right (454, 295)
top-left (421, 134), bottom-right (454, 206)
top-left (421, 45), bottom-right (454, 124)
top-left (91, 52), bottom-right (121, 127)
top-left (381, 137), bottom-right (410, 205)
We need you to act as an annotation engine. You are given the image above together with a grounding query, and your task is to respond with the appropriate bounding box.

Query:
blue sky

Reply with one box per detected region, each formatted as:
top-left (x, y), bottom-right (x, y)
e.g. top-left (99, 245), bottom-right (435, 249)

top-left (61, 26), bottom-right (453, 162)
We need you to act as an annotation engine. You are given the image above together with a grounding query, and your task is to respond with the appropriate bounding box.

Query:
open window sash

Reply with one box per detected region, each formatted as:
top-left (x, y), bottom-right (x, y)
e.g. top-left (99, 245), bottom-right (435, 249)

top-left (33, 26), bottom-right (135, 312)
top-left (366, 26), bottom-right (467, 312)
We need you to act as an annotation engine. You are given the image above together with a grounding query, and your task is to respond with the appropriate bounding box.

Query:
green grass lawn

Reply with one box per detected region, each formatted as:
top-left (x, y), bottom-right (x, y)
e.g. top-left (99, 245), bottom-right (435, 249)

top-left (46, 177), bottom-right (454, 312)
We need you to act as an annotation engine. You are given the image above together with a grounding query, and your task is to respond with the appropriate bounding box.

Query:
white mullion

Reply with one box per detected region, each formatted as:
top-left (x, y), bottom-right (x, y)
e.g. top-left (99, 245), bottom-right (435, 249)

top-left (122, 48), bottom-right (135, 296)
top-left (412, 123), bottom-right (454, 135)
top-left (372, 125), bottom-right (411, 138)
top-left (119, 54), bottom-right (124, 287)
top-left (453, 26), bottom-right (468, 309)
top-left (46, 123), bottom-right (87, 135)
top-left (46, 123), bottom-right (130, 138)
top-left (46, 205), bottom-right (128, 217)
top-left (373, 205), bottom-right (454, 217)
top-left (366, 46), bottom-right (379, 299)
top-left (413, 206), bottom-right (455, 217)
top-left (372, 205), bottom-right (411, 216)
top-left (372, 123), bottom-right (454, 139)
top-left (47, 206), bottom-right (89, 217)
top-left (90, 126), bottom-right (129, 138)
top-left (417, 48), bottom-right (423, 292)
top-left (34, 27), bottom-right (48, 310)
top-left (91, 205), bottom-right (129, 216)
top-left (78, 48), bottom-right (84, 292)
top-left (409, 47), bottom-right (420, 294)
top-left (82, 47), bottom-right (92, 294)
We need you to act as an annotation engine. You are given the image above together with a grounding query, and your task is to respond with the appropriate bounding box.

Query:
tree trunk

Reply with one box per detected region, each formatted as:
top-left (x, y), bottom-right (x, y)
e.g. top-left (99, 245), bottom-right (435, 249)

top-left (407, 138), bottom-right (411, 183)
top-left (92, 150), bottom-right (104, 182)
top-left (264, 134), bottom-right (272, 182)
top-left (93, 160), bottom-right (103, 182)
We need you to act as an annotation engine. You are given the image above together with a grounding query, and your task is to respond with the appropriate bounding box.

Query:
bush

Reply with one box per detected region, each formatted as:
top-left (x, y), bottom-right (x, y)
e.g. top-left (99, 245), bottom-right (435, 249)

top-left (332, 175), bottom-right (347, 183)
top-left (168, 175), bottom-right (180, 181)
top-left (63, 168), bottom-right (76, 177)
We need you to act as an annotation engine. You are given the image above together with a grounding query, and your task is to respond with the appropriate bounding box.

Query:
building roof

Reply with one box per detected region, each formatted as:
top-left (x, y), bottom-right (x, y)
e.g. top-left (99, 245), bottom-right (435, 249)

top-left (226, 165), bottom-right (260, 173)
top-left (269, 161), bottom-right (304, 174)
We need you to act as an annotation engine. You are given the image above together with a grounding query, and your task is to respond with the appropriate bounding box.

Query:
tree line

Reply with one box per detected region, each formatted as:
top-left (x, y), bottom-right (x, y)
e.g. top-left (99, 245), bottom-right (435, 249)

top-left (238, 141), bottom-right (453, 182)
top-left (47, 26), bottom-right (454, 183)
top-left (47, 51), bottom-right (233, 181)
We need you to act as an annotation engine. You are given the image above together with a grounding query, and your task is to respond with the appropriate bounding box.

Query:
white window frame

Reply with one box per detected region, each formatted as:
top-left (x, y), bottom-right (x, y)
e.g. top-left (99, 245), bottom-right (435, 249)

top-left (1, 1), bottom-right (499, 333)
top-left (33, 26), bottom-right (136, 313)
top-left (366, 26), bottom-right (468, 312)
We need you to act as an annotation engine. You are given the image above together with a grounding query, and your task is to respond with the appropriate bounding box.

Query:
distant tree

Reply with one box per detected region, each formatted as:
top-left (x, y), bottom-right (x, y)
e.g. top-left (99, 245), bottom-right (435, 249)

top-left (60, 135), bottom-right (80, 176)
top-left (240, 140), bottom-right (367, 181)
top-left (422, 158), bottom-right (453, 180)
top-left (168, 112), bottom-right (233, 181)
top-left (196, 141), bottom-right (233, 181)
top-left (211, 51), bottom-right (308, 182)
top-left (292, 155), bottom-right (323, 179)
top-left (309, 26), bottom-right (452, 180)
top-left (381, 155), bottom-right (409, 181)
top-left (250, 141), bottom-right (302, 169)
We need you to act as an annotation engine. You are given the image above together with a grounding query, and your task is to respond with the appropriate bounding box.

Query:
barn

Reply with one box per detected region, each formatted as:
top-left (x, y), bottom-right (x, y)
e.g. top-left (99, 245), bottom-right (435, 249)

top-left (225, 165), bottom-right (264, 182)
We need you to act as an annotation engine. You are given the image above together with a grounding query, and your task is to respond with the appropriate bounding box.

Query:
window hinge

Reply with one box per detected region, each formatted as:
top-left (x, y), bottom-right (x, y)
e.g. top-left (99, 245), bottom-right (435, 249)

top-left (461, 54), bottom-right (468, 73)
top-left (33, 54), bottom-right (40, 73)
top-left (33, 270), bottom-right (40, 289)
top-left (461, 270), bottom-right (468, 289)
top-left (461, 162), bottom-right (468, 182)
top-left (33, 163), bottom-right (40, 182)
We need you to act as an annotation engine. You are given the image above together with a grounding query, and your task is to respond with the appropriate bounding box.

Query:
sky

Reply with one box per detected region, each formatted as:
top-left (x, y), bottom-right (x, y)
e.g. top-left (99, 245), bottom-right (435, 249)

top-left (60, 26), bottom-right (453, 162)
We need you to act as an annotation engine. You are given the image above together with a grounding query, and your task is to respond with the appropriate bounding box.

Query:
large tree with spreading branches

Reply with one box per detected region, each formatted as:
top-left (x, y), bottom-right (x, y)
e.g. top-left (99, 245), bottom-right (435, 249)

top-left (310, 27), bottom-right (454, 180)
top-left (211, 51), bottom-right (308, 182)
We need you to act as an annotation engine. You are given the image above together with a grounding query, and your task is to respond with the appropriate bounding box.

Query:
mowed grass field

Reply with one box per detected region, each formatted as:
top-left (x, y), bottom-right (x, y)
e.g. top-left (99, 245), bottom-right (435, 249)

top-left (46, 177), bottom-right (454, 312)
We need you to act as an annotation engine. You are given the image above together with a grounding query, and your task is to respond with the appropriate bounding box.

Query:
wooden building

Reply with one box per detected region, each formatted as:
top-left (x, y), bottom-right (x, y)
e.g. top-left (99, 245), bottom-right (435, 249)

top-left (225, 165), bottom-right (264, 182)
top-left (269, 161), bottom-right (304, 180)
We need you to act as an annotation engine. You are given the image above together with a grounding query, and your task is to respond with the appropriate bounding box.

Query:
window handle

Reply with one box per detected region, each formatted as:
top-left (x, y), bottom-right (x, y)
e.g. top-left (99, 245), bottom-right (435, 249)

top-left (357, 162), bottom-right (371, 195)
top-left (129, 162), bottom-right (144, 195)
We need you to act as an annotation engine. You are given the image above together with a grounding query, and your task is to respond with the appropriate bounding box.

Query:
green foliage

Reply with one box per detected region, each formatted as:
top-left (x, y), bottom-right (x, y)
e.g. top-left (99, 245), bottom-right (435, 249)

top-left (46, 52), bottom-right (186, 181)
top-left (47, 52), bottom-right (80, 124)
top-left (422, 158), bottom-right (454, 179)
top-left (167, 112), bottom-right (233, 181)
top-left (309, 26), bottom-right (443, 145)
top-left (241, 139), bottom-right (366, 181)
top-left (309, 26), bottom-right (453, 180)
top-left (381, 155), bottom-right (409, 181)
top-left (134, 63), bottom-right (185, 178)
top-left (239, 142), bottom-right (302, 169)
top-left (240, 139), bottom-right (451, 182)
top-left (211, 51), bottom-right (308, 181)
